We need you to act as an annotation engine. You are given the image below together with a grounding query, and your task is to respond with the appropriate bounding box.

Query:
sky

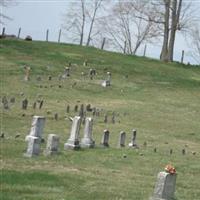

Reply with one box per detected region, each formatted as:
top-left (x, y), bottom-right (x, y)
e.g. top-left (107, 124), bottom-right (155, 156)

top-left (1, 0), bottom-right (200, 64)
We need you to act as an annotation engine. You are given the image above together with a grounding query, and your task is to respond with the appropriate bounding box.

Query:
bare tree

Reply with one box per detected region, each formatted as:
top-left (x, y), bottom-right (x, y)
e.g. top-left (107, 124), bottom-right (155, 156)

top-left (0, 0), bottom-right (16, 24)
top-left (100, 1), bottom-right (161, 55)
top-left (62, 0), bottom-right (86, 45)
top-left (190, 25), bottom-right (200, 64)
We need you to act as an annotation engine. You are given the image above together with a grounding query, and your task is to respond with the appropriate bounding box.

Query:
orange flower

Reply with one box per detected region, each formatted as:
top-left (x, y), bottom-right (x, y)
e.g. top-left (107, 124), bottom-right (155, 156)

top-left (165, 164), bottom-right (176, 174)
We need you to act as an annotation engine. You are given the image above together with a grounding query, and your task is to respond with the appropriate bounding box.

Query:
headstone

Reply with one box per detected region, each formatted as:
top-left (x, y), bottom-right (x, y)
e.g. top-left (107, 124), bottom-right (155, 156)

top-left (104, 114), bottom-right (108, 123)
top-left (2, 96), bottom-right (9, 109)
top-left (62, 67), bottom-right (70, 78)
top-left (39, 100), bottom-right (43, 109)
top-left (48, 76), bottom-right (52, 81)
top-left (89, 68), bottom-right (96, 80)
top-left (64, 116), bottom-right (81, 150)
top-left (111, 115), bottom-right (115, 124)
top-left (54, 113), bottom-right (58, 121)
top-left (33, 102), bottom-right (37, 109)
top-left (154, 147), bottom-right (157, 153)
top-left (44, 134), bottom-right (59, 155)
top-left (128, 129), bottom-right (139, 148)
top-left (100, 129), bottom-right (110, 147)
top-left (24, 66), bottom-right (30, 81)
top-left (170, 149), bottom-right (173, 155)
top-left (101, 80), bottom-right (110, 87)
top-left (81, 117), bottom-right (95, 148)
top-left (150, 171), bottom-right (177, 200)
top-left (66, 105), bottom-right (70, 113)
top-left (25, 116), bottom-right (45, 141)
top-left (10, 97), bottom-right (15, 103)
top-left (119, 131), bottom-right (126, 147)
top-left (79, 104), bottom-right (84, 117)
top-left (24, 136), bottom-right (40, 157)
top-left (182, 149), bottom-right (186, 155)
top-left (86, 104), bottom-right (92, 112)
top-left (74, 105), bottom-right (78, 112)
top-left (22, 98), bottom-right (28, 110)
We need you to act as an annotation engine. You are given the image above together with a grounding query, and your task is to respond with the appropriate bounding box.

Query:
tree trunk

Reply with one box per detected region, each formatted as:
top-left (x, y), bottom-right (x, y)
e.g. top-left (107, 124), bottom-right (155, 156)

top-left (80, 0), bottom-right (85, 46)
top-left (168, 0), bottom-right (182, 62)
top-left (160, 0), bottom-right (170, 62)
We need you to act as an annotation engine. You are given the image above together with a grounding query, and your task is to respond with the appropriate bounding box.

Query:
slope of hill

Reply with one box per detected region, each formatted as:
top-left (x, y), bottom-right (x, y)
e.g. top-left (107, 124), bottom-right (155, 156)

top-left (0, 39), bottom-right (200, 200)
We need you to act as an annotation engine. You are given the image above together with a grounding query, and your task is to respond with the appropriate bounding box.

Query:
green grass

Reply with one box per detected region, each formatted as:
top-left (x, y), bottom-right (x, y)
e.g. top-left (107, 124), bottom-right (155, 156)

top-left (0, 39), bottom-right (200, 200)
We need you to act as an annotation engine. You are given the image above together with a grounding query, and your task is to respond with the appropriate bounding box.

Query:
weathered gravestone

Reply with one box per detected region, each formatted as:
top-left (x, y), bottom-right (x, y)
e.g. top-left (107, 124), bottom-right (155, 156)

top-left (24, 136), bottom-right (40, 157)
top-left (39, 100), bottom-right (43, 109)
top-left (10, 97), bottom-right (15, 103)
top-left (119, 131), bottom-right (126, 147)
top-left (150, 171), bottom-right (177, 200)
top-left (22, 98), bottom-right (28, 110)
top-left (2, 96), bottom-right (9, 109)
top-left (62, 67), bottom-right (70, 78)
top-left (74, 105), bottom-right (78, 112)
top-left (128, 129), bottom-right (139, 148)
top-left (44, 134), bottom-right (59, 155)
top-left (81, 117), bottom-right (95, 148)
top-left (100, 129), bottom-right (110, 147)
top-left (104, 114), bottom-right (108, 123)
top-left (66, 105), bottom-right (70, 113)
top-left (79, 104), bottom-right (84, 117)
top-left (24, 66), bottom-right (30, 81)
top-left (25, 116), bottom-right (45, 142)
top-left (64, 116), bottom-right (81, 150)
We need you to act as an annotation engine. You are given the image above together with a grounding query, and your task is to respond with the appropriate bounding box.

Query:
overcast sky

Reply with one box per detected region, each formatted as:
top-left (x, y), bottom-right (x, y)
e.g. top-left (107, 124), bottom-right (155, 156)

top-left (2, 0), bottom-right (200, 64)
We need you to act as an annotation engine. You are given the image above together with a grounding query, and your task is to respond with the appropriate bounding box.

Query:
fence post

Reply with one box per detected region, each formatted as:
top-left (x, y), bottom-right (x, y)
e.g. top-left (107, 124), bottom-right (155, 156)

top-left (18, 27), bottom-right (21, 38)
top-left (123, 41), bottom-right (126, 54)
top-left (181, 50), bottom-right (184, 64)
top-left (101, 37), bottom-right (106, 50)
top-left (58, 29), bottom-right (61, 43)
top-left (46, 29), bottom-right (49, 42)
top-left (2, 27), bottom-right (5, 36)
top-left (143, 45), bottom-right (147, 57)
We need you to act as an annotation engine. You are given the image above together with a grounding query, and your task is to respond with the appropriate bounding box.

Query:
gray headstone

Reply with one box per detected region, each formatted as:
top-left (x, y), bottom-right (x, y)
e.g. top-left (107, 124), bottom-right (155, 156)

top-left (150, 171), bottom-right (177, 200)
top-left (39, 100), bottom-right (43, 109)
top-left (101, 129), bottom-right (109, 147)
top-left (81, 117), bottom-right (95, 148)
top-left (45, 134), bottom-right (59, 155)
top-left (24, 136), bottom-right (40, 157)
top-left (64, 116), bottom-right (81, 150)
top-left (25, 116), bottom-right (45, 141)
top-left (2, 96), bottom-right (9, 109)
top-left (128, 129), bottom-right (139, 148)
top-left (119, 131), bottom-right (126, 147)
top-left (66, 105), bottom-right (70, 113)
top-left (10, 97), bottom-right (15, 103)
top-left (104, 114), bottom-right (108, 123)
top-left (22, 98), bottom-right (28, 110)
top-left (74, 105), bottom-right (78, 112)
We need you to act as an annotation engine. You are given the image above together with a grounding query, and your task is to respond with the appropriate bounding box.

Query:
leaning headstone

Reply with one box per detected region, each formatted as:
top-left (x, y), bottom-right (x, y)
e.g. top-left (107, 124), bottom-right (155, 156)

top-left (100, 129), bottom-right (110, 147)
top-left (44, 134), bottom-right (59, 155)
top-left (22, 98), bottom-right (28, 110)
top-left (25, 116), bottom-right (45, 141)
top-left (39, 100), bottom-right (43, 109)
top-left (81, 117), bottom-right (95, 148)
top-left (150, 171), bottom-right (177, 200)
top-left (24, 136), bottom-right (40, 157)
top-left (64, 116), bottom-right (81, 150)
top-left (128, 129), bottom-right (139, 148)
top-left (119, 131), bottom-right (126, 147)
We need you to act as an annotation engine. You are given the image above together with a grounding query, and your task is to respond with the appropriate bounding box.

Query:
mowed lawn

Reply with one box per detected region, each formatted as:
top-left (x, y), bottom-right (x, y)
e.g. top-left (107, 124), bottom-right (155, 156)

top-left (0, 39), bottom-right (200, 200)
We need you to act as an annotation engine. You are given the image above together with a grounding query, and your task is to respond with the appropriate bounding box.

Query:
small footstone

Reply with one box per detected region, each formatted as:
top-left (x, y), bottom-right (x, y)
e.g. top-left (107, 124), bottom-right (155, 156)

top-left (44, 134), bottom-right (59, 155)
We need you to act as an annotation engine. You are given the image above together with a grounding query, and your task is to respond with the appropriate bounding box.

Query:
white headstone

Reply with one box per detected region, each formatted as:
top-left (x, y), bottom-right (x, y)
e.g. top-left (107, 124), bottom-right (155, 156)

top-left (25, 116), bottom-right (45, 141)
top-left (150, 171), bottom-right (177, 200)
top-left (64, 116), bottom-right (81, 150)
top-left (45, 134), bottom-right (59, 155)
top-left (100, 129), bottom-right (109, 147)
top-left (81, 117), bottom-right (95, 148)
top-left (24, 136), bottom-right (40, 157)
top-left (101, 80), bottom-right (110, 87)
top-left (119, 131), bottom-right (126, 147)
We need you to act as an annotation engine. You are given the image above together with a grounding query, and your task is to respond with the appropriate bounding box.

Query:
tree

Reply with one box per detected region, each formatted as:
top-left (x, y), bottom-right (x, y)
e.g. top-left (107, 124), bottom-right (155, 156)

top-left (62, 0), bottom-right (104, 46)
top-left (0, 0), bottom-right (17, 24)
top-left (190, 26), bottom-right (200, 64)
top-left (100, 1), bottom-right (160, 55)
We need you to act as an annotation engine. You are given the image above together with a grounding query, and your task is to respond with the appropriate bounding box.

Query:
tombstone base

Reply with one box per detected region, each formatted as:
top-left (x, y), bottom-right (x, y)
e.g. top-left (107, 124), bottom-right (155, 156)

top-left (80, 138), bottom-right (95, 148)
top-left (64, 139), bottom-right (80, 150)
top-left (100, 143), bottom-right (109, 148)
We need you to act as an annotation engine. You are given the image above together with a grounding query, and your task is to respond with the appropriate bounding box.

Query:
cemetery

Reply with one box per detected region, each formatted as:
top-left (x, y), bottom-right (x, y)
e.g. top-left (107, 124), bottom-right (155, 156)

top-left (0, 39), bottom-right (200, 200)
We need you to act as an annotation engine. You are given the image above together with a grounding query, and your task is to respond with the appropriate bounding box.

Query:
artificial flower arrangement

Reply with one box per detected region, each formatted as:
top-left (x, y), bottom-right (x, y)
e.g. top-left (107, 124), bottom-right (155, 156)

top-left (165, 164), bottom-right (176, 174)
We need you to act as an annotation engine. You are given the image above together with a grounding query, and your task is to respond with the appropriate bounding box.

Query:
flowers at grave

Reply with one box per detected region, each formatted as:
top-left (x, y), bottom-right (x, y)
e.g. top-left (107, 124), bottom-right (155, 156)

top-left (165, 164), bottom-right (176, 174)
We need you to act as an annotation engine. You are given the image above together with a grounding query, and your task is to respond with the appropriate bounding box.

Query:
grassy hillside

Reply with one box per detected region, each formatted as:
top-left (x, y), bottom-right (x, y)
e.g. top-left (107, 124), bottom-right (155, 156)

top-left (0, 39), bottom-right (200, 200)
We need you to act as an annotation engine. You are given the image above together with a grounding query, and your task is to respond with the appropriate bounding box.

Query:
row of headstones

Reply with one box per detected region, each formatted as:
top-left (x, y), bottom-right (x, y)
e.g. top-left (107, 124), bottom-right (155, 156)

top-left (24, 115), bottom-right (138, 157)
top-left (23, 65), bottom-right (112, 87)
top-left (24, 115), bottom-right (177, 200)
